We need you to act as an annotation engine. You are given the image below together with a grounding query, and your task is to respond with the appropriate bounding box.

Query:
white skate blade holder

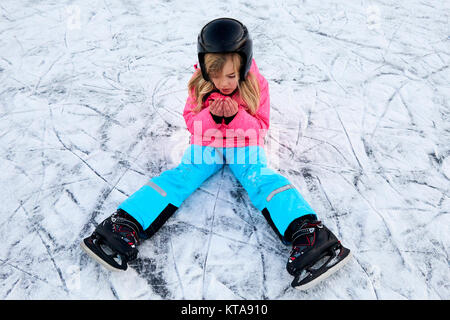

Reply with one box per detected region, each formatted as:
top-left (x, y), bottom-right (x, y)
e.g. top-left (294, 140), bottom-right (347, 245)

top-left (294, 251), bottom-right (352, 290)
top-left (80, 241), bottom-right (126, 272)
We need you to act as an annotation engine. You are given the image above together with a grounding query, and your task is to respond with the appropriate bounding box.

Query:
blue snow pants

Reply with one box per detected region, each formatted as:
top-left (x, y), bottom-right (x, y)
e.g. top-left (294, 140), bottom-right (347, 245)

top-left (118, 145), bottom-right (316, 243)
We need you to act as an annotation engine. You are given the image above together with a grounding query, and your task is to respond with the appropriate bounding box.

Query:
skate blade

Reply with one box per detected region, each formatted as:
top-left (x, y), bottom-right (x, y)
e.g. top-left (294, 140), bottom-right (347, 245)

top-left (80, 237), bottom-right (127, 272)
top-left (293, 250), bottom-right (352, 291)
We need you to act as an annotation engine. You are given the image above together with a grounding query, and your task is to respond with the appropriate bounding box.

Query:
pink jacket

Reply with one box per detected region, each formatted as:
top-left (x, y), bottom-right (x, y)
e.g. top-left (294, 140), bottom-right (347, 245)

top-left (183, 59), bottom-right (270, 148)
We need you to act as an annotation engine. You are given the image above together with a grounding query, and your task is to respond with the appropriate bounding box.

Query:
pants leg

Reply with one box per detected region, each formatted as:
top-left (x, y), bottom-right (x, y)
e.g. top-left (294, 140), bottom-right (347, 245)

top-left (118, 145), bottom-right (224, 238)
top-left (225, 146), bottom-right (317, 243)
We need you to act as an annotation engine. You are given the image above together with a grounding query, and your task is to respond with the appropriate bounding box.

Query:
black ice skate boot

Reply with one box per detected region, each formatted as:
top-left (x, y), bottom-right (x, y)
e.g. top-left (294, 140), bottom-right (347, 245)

top-left (285, 216), bottom-right (351, 290)
top-left (81, 209), bottom-right (144, 271)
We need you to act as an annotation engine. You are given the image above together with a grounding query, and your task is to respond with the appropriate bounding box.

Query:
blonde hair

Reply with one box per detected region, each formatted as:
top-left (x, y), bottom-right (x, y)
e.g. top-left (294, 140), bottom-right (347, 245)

top-left (188, 53), bottom-right (260, 115)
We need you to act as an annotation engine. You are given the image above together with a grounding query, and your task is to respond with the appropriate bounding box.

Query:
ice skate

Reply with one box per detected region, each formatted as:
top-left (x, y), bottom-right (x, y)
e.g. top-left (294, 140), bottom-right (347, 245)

top-left (81, 210), bottom-right (143, 271)
top-left (286, 218), bottom-right (352, 290)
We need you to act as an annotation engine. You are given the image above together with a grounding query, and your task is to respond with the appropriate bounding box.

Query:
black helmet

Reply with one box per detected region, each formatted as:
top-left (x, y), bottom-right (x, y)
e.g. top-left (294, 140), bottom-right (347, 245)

top-left (197, 18), bottom-right (253, 81)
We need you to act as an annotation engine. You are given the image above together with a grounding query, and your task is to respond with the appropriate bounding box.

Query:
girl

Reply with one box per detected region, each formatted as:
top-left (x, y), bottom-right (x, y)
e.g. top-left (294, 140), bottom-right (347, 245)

top-left (81, 18), bottom-right (351, 290)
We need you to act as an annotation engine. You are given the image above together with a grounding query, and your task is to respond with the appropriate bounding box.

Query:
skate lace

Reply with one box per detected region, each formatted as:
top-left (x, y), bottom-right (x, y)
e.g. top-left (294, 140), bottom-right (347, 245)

top-left (290, 221), bottom-right (322, 259)
top-left (113, 225), bottom-right (139, 247)
top-left (111, 211), bottom-right (141, 247)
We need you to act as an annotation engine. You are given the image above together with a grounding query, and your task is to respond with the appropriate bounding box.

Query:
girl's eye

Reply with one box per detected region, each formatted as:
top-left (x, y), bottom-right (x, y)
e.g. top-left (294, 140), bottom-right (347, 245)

top-left (228, 75), bottom-right (236, 79)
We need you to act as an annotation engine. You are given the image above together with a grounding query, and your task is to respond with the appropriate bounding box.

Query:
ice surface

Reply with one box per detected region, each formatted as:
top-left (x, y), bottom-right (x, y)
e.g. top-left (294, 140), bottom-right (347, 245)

top-left (0, 0), bottom-right (448, 299)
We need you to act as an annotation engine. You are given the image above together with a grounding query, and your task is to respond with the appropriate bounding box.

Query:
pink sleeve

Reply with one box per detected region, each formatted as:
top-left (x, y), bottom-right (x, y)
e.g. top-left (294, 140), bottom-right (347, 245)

top-left (225, 73), bottom-right (270, 131)
top-left (183, 87), bottom-right (221, 135)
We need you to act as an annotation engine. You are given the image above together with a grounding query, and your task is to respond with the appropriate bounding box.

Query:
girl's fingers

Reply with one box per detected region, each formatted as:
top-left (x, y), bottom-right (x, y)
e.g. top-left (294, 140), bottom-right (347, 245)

top-left (210, 100), bottom-right (220, 115)
top-left (219, 99), bottom-right (225, 116)
top-left (225, 99), bottom-right (237, 117)
top-left (226, 99), bottom-right (236, 114)
top-left (223, 100), bottom-right (231, 117)
top-left (212, 100), bottom-right (219, 116)
top-left (211, 98), bottom-right (238, 117)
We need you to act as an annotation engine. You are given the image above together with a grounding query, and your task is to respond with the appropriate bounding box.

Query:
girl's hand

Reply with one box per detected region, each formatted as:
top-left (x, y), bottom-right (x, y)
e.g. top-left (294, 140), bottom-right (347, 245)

top-left (223, 98), bottom-right (239, 117)
top-left (209, 99), bottom-right (224, 117)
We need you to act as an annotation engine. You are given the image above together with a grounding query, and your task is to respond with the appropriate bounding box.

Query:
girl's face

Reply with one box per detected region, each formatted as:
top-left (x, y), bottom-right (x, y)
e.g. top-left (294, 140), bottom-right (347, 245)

top-left (209, 56), bottom-right (239, 95)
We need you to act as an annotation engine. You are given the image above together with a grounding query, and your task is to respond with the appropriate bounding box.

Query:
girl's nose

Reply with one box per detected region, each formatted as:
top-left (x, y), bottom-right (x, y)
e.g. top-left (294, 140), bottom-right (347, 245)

top-left (222, 78), bottom-right (231, 87)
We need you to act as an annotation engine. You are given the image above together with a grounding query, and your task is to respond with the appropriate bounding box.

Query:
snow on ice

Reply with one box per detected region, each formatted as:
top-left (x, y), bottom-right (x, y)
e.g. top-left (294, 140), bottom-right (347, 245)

top-left (0, 0), bottom-right (448, 299)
